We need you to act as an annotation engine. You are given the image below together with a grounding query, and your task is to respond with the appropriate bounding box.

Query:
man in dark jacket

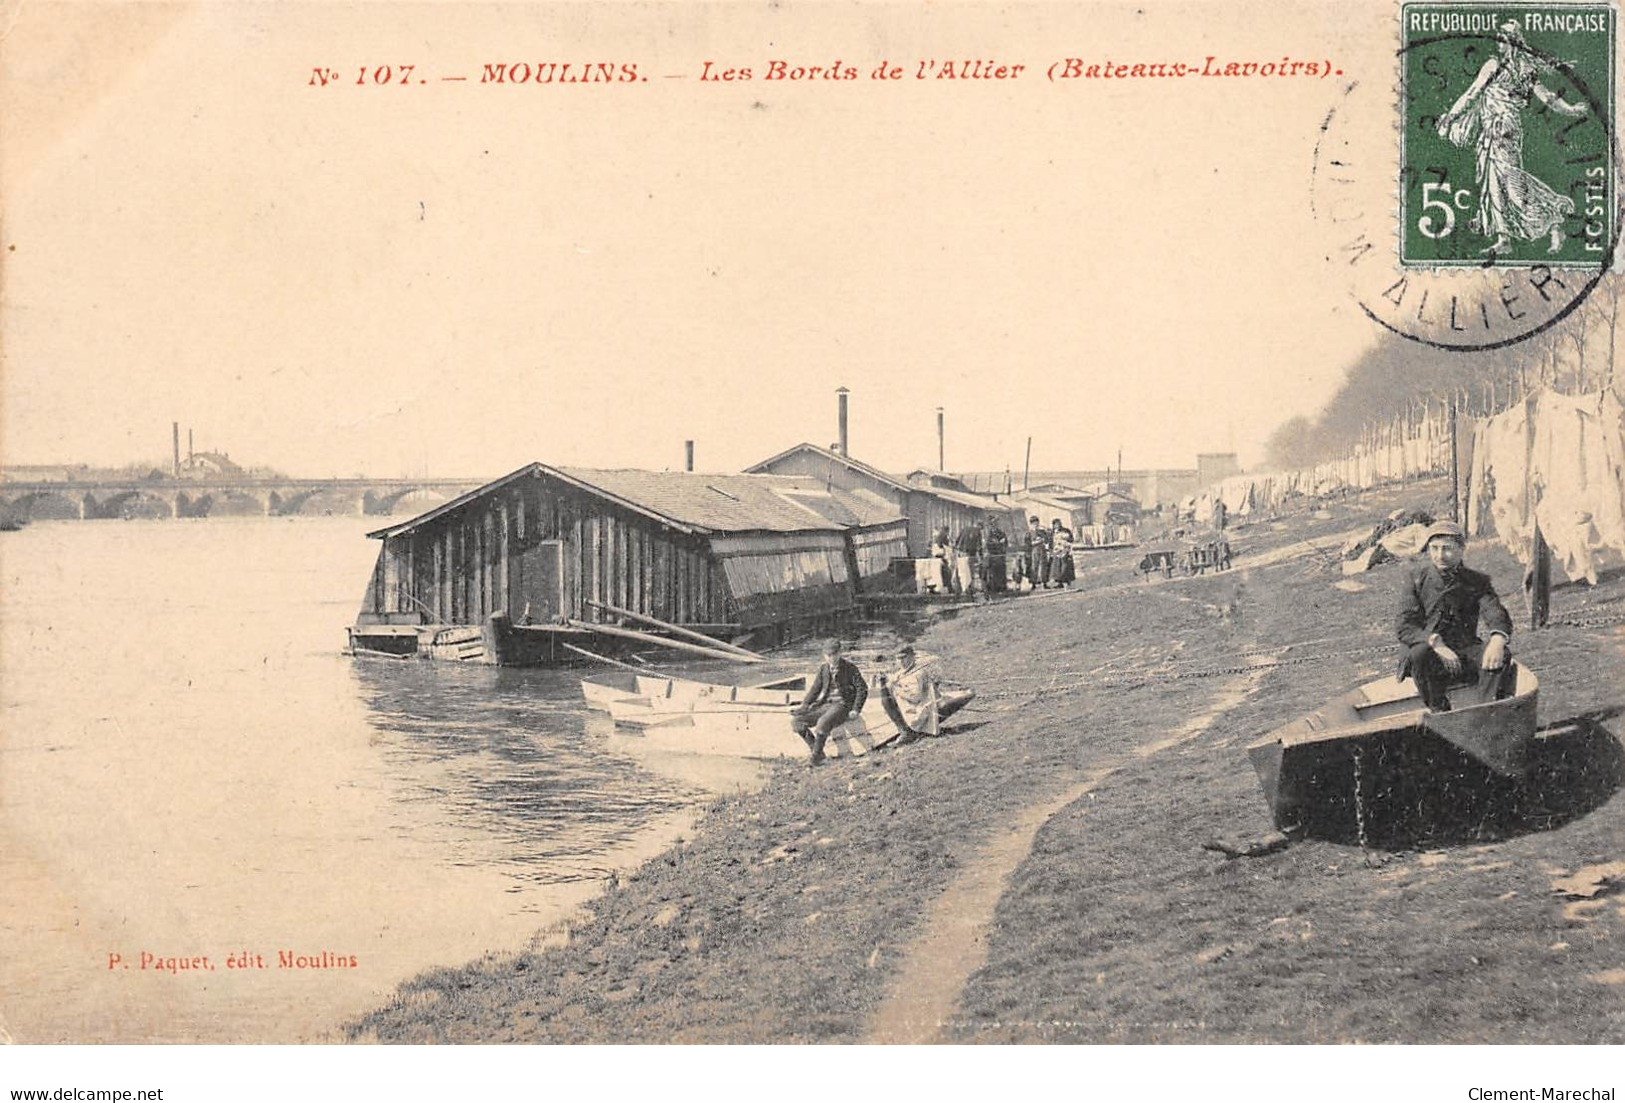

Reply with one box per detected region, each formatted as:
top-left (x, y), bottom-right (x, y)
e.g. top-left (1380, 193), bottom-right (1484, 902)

top-left (984, 521), bottom-right (1009, 594)
top-left (1396, 521), bottom-right (1513, 711)
top-left (791, 639), bottom-right (869, 765)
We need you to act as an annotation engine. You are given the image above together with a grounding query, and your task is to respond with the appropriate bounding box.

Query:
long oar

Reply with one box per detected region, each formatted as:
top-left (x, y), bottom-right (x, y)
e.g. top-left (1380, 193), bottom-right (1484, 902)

top-left (585, 600), bottom-right (761, 660)
top-left (561, 641), bottom-right (646, 672)
top-left (566, 619), bottom-right (765, 664)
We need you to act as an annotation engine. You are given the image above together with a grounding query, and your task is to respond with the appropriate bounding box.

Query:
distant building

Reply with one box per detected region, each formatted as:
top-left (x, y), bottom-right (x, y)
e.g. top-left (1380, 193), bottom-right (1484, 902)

top-left (959, 468), bottom-right (1201, 508)
top-left (177, 451), bottom-right (245, 480)
top-left (1007, 487), bottom-right (1095, 533)
top-left (748, 444), bottom-right (1020, 556)
top-left (1196, 452), bottom-right (1242, 487)
top-left (1091, 489), bottom-right (1142, 526)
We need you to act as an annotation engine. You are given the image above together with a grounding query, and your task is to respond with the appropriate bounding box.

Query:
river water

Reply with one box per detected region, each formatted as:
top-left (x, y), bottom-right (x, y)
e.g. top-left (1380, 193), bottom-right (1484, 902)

top-left (0, 518), bottom-right (771, 1043)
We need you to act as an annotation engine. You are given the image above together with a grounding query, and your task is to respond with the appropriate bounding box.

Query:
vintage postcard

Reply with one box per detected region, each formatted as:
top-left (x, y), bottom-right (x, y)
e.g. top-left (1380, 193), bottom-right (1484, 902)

top-left (3, 0), bottom-right (1623, 1090)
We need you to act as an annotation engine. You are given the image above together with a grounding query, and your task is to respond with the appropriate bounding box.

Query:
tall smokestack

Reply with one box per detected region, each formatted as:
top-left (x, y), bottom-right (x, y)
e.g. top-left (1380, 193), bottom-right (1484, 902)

top-left (936, 407), bottom-right (945, 471)
top-left (836, 387), bottom-right (849, 456)
top-left (188, 429), bottom-right (194, 462)
top-left (172, 422), bottom-right (180, 477)
top-left (684, 440), bottom-right (695, 472)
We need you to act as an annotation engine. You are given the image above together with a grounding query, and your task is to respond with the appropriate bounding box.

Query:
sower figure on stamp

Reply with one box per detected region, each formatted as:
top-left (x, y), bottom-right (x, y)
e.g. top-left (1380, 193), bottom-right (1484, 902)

top-left (1435, 21), bottom-right (1588, 255)
top-left (791, 639), bottom-right (869, 766)
top-left (1396, 521), bottom-right (1513, 712)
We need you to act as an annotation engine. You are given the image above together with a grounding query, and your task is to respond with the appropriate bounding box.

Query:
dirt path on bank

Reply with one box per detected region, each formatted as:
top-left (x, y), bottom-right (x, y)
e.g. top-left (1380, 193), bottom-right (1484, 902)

top-left (357, 478), bottom-right (1625, 1044)
top-left (867, 669), bottom-right (1267, 1043)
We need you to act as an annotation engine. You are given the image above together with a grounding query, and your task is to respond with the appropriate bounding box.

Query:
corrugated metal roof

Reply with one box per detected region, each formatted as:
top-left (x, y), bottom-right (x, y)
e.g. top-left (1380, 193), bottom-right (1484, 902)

top-left (1026, 483), bottom-right (1096, 501)
top-left (561, 468), bottom-right (873, 533)
top-left (846, 487), bottom-right (906, 527)
top-left (778, 485), bottom-right (902, 529)
top-left (368, 463), bottom-right (905, 540)
top-left (928, 484), bottom-right (1014, 511)
top-left (746, 444), bottom-right (1012, 514)
top-left (1008, 490), bottom-right (1087, 512)
top-left (905, 469), bottom-right (976, 492)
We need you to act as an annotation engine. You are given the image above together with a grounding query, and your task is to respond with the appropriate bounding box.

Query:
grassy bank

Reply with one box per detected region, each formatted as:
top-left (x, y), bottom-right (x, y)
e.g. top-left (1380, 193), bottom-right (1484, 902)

top-left (354, 478), bottom-right (1625, 1043)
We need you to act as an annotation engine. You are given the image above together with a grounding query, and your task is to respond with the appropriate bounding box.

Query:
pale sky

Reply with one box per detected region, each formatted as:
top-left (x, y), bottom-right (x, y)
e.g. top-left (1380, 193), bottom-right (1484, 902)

top-left (4, 2), bottom-right (1417, 478)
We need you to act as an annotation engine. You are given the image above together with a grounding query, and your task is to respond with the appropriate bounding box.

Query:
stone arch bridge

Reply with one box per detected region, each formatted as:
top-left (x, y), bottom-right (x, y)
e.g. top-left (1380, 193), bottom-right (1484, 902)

top-left (0, 478), bottom-right (487, 522)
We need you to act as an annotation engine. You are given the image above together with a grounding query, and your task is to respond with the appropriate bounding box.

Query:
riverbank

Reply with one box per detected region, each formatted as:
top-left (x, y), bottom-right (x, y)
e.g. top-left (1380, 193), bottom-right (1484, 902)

top-left (354, 478), bottom-right (1625, 1043)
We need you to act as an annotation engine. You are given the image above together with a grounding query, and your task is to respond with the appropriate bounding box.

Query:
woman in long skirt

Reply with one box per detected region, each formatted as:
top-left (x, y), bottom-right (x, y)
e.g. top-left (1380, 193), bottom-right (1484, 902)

top-left (1024, 517), bottom-right (1049, 591)
top-left (1049, 520), bottom-right (1075, 588)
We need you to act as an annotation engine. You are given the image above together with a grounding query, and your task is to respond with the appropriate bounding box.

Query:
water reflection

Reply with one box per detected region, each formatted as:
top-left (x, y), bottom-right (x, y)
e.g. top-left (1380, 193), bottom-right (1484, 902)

top-left (350, 660), bottom-right (702, 886)
top-left (0, 515), bottom-right (935, 1041)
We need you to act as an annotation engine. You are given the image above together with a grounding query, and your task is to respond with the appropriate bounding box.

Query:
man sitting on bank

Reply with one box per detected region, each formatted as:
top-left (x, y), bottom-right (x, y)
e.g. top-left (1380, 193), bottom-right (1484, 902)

top-left (1396, 521), bottom-right (1513, 712)
top-left (875, 645), bottom-right (977, 746)
top-left (791, 639), bottom-right (869, 766)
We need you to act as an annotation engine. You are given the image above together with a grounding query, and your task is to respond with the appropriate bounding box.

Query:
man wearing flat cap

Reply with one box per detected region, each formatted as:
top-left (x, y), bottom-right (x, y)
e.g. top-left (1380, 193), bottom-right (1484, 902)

top-left (1396, 521), bottom-right (1513, 711)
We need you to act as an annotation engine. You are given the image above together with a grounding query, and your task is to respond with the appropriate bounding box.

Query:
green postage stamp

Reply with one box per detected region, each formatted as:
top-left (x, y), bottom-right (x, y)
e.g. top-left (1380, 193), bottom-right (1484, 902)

top-left (1401, 3), bottom-right (1616, 267)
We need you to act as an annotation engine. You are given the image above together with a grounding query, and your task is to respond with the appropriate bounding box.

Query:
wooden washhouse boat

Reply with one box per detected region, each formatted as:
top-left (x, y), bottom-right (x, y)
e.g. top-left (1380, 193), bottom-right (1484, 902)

top-left (1247, 662), bottom-right (1539, 838)
top-left (348, 463), bottom-right (909, 666)
top-left (586, 670), bottom-right (975, 761)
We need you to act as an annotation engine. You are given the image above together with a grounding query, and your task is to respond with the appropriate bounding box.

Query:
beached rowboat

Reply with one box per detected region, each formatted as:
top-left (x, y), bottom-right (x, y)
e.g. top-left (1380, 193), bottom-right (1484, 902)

top-left (581, 673), bottom-right (804, 717)
top-left (1247, 661), bottom-right (1539, 837)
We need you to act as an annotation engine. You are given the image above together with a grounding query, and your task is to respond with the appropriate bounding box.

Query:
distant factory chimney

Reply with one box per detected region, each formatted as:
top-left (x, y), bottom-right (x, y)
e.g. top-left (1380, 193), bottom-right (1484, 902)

top-left (936, 407), bottom-right (945, 471)
top-left (684, 440), bottom-right (695, 472)
top-left (172, 422), bottom-right (180, 477)
top-left (836, 387), bottom-right (850, 456)
top-left (188, 429), bottom-right (194, 462)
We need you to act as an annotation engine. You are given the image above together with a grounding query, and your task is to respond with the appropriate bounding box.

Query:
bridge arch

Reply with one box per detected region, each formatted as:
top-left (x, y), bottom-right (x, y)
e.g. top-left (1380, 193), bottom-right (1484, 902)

top-left (178, 490), bottom-right (267, 518)
top-left (365, 487), bottom-right (452, 516)
top-left (3, 490), bottom-right (83, 521)
top-left (272, 488), bottom-right (364, 516)
top-left (88, 490), bottom-right (174, 520)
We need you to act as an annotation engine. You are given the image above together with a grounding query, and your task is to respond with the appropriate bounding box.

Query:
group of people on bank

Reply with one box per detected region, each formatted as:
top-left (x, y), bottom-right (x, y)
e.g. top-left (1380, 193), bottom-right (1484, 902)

top-left (786, 516), bottom-right (1520, 768)
top-left (789, 638), bottom-right (975, 766)
top-left (924, 515), bottom-right (1079, 595)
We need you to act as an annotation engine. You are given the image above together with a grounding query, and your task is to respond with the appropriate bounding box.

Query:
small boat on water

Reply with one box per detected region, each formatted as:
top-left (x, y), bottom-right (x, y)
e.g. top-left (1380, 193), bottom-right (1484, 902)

top-left (584, 670), bottom-right (974, 761)
top-left (1248, 661), bottom-right (1539, 838)
top-left (582, 672), bottom-right (803, 714)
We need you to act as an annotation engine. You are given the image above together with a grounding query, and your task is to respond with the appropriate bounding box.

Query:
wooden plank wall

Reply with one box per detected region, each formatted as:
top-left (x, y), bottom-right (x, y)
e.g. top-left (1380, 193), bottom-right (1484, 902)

top-left (851, 525), bottom-right (910, 577)
top-left (911, 494), bottom-right (1016, 553)
top-left (567, 499), bottom-right (716, 626)
top-left (903, 493), bottom-right (934, 556)
top-left (380, 471), bottom-right (877, 631)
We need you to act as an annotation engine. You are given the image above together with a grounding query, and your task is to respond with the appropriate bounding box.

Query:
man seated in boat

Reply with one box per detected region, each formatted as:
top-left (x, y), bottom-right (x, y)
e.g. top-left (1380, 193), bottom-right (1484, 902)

top-left (875, 645), bottom-right (976, 745)
top-left (791, 639), bottom-right (869, 766)
top-left (1396, 521), bottom-right (1513, 712)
